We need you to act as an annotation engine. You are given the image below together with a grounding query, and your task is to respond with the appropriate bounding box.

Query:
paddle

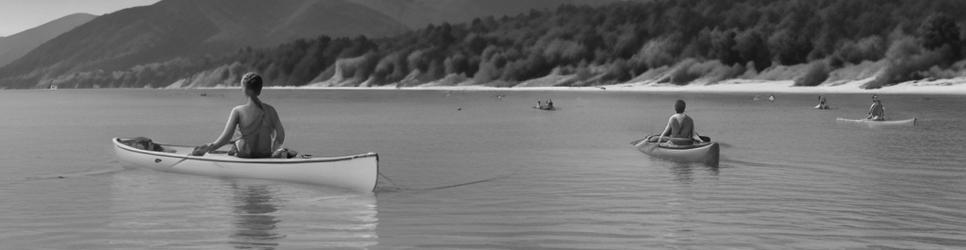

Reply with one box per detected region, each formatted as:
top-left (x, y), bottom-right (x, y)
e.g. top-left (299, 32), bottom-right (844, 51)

top-left (630, 138), bottom-right (647, 145)
top-left (630, 135), bottom-right (712, 145)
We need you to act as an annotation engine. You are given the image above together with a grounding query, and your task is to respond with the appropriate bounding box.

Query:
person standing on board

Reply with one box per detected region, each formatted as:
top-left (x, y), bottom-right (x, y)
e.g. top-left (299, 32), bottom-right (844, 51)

top-left (655, 99), bottom-right (705, 146)
top-left (193, 72), bottom-right (286, 158)
top-left (865, 95), bottom-right (885, 121)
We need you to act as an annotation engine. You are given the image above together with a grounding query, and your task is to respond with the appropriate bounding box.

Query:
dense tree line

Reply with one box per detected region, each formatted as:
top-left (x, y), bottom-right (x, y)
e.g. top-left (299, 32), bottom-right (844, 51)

top-left (13, 0), bottom-right (966, 89)
top-left (226, 0), bottom-right (966, 88)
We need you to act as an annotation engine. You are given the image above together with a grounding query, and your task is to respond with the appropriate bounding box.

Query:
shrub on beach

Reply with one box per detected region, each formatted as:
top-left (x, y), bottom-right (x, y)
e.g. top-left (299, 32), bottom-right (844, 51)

top-left (794, 61), bottom-right (830, 86)
top-left (665, 59), bottom-right (745, 85)
top-left (601, 59), bottom-right (632, 83)
top-left (865, 36), bottom-right (947, 88)
top-left (372, 52), bottom-right (409, 84)
top-left (668, 59), bottom-right (701, 85)
top-left (473, 59), bottom-right (502, 83)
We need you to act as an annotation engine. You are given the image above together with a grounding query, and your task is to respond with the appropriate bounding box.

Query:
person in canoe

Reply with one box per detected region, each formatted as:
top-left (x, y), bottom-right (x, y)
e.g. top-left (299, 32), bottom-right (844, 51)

top-left (865, 94), bottom-right (885, 121)
top-left (654, 99), bottom-right (705, 146)
top-left (534, 97), bottom-right (555, 110)
top-left (545, 97), bottom-right (554, 109)
top-left (815, 95), bottom-right (829, 109)
top-left (192, 72), bottom-right (287, 158)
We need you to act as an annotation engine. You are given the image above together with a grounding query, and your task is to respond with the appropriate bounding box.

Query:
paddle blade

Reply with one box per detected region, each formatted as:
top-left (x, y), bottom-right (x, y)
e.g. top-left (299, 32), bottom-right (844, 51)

top-left (630, 138), bottom-right (645, 145)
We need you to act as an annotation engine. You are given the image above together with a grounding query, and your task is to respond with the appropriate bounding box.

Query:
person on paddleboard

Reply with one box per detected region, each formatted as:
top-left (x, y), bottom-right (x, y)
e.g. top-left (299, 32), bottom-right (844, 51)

top-left (193, 72), bottom-right (286, 158)
top-left (865, 95), bottom-right (885, 121)
top-left (655, 99), bottom-right (705, 146)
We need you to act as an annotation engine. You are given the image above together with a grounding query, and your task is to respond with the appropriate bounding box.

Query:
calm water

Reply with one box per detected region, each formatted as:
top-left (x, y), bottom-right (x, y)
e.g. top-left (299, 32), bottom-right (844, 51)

top-left (1, 89), bottom-right (964, 249)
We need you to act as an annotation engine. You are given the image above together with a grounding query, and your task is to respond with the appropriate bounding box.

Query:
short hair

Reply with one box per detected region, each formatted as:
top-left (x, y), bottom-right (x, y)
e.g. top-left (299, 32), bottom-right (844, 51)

top-left (241, 72), bottom-right (263, 96)
top-left (674, 99), bottom-right (686, 113)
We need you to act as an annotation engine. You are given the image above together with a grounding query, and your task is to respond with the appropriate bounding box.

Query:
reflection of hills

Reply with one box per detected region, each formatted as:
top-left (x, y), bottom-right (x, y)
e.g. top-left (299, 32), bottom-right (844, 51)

top-left (230, 184), bottom-right (284, 249)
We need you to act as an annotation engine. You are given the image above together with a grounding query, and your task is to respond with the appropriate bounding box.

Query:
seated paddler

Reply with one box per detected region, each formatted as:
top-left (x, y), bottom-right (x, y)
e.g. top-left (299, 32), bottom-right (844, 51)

top-left (654, 99), bottom-right (705, 146)
top-left (192, 72), bottom-right (285, 158)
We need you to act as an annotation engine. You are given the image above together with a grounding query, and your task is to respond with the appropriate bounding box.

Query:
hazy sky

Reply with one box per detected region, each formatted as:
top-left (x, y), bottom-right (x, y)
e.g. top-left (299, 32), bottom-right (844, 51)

top-left (0, 0), bottom-right (160, 36)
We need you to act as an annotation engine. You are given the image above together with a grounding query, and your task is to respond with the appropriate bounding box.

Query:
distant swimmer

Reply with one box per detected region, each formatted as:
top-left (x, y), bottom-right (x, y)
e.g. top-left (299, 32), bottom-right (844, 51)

top-left (768, 95), bottom-right (775, 102)
top-left (815, 95), bottom-right (829, 109)
top-left (865, 95), bottom-right (885, 121)
top-left (655, 99), bottom-right (705, 146)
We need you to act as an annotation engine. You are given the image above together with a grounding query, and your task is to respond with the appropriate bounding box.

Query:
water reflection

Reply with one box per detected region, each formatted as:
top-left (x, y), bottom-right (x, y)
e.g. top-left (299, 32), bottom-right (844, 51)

top-left (229, 183), bottom-right (284, 250)
top-left (669, 162), bottom-right (719, 184)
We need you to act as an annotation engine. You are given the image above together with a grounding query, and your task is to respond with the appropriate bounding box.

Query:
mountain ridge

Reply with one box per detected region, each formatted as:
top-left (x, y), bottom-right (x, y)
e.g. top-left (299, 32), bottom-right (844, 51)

top-left (0, 0), bottom-right (407, 88)
top-left (348, 0), bottom-right (631, 29)
top-left (0, 13), bottom-right (96, 68)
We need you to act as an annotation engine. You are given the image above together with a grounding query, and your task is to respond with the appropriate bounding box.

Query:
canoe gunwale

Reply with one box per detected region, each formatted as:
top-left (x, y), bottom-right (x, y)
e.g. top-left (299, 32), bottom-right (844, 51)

top-left (113, 137), bottom-right (377, 164)
top-left (655, 142), bottom-right (717, 150)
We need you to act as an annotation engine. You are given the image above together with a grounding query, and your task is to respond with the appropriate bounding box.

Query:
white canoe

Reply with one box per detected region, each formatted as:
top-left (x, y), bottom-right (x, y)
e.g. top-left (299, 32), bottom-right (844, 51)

top-left (632, 137), bottom-right (720, 166)
top-left (835, 117), bottom-right (916, 128)
top-left (112, 138), bottom-right (378, 192)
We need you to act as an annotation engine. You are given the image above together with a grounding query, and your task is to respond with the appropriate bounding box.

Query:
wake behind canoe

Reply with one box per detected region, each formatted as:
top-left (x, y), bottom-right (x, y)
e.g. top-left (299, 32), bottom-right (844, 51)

top-left (112, 138), bottom-right (378, 192)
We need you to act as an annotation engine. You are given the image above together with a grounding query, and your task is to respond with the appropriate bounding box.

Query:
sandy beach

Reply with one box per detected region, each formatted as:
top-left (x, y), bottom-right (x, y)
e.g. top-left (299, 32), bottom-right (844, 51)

top-left (263, 77), bottom-right (966, 95)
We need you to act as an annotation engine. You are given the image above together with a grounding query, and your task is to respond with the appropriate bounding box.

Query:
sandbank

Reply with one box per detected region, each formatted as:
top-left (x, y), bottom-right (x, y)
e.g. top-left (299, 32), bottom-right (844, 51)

top-left (280, 77), bottom-right (966, 95)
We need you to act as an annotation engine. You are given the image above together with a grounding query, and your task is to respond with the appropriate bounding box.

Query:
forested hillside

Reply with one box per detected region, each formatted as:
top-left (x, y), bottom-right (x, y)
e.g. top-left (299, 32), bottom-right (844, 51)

top-left (16, 0), bottom-right (966, 89)
top-left (0, 0), bottom-right (407, 89)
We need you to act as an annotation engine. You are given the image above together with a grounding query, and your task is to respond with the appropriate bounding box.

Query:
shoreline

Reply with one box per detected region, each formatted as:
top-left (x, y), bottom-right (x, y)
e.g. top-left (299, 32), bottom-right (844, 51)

top-left (279, 77), bottom-right (966, 95)
top-left (16, 78), bottom-right (966, 95)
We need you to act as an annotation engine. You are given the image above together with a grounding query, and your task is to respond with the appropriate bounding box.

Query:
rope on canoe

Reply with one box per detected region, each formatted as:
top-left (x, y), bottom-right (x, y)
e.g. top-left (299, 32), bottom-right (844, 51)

top-left (375, 169), bottom-right (518, 192)
top-left (377, 171), bottom-right (407, 190)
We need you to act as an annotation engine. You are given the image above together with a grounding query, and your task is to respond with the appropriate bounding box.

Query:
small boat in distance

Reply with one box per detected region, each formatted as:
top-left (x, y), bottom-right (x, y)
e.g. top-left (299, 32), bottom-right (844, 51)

top-left (835, 117), bottom-right (917, 128)
top-left (533, 97), bottom-right (556, 111)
